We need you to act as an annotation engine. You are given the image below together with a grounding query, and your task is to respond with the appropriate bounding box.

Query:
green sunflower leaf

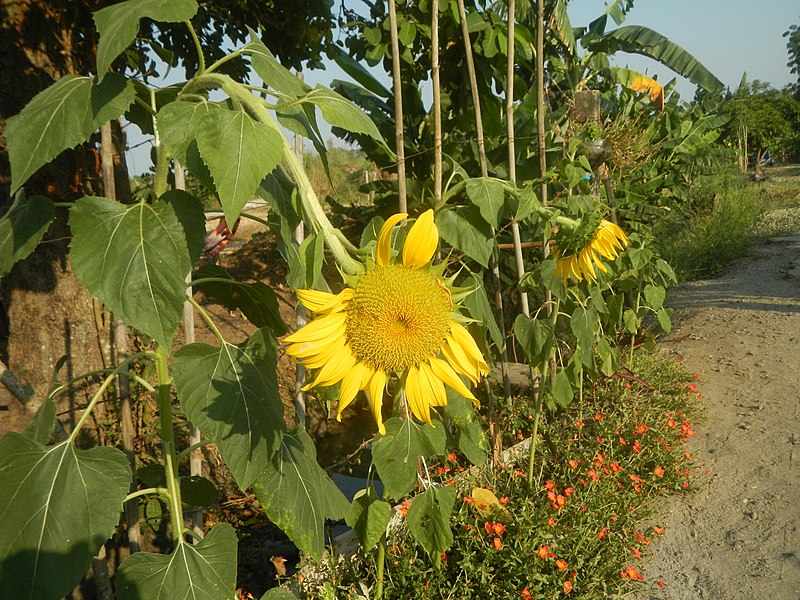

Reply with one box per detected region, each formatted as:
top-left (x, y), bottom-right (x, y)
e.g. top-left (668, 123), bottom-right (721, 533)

top-left (69, 192), bottom-right (204, 347)
top-left (406, 485), bottom-right (457, 559)
top-left (115, 524), bottom-right (236, 600)
top-left (371, 417), bottom-right (446, 500)
top-left (93, 0), bottom-right (198, 81)
top-left (346, 489), bottom-right (392, 551)
top-left (465, 178), bottom-right (505, 229)
top-left (514, 314), bottom-right (555, 369)
top-left (156, 100), bottom-right (219, 166)
top-left (261, 589), bottom-right (298, 600)
top-left (443, 391), bottom-right (488, 466)
top-left (462, 272), bottom-right (504, 351)
top-left (251, 427), bottom-right (349, 561)
top-left (0, 435), bottom-right (131, 600)
top-left (303, 86), bottom-right (383, 140)
top-left (246, 30), bottom-right (310, 98)
top-left (437, 205), bottom-right (493, 268)
top-left (6, 74), bottom-right (134, 193)
top-left (173, 328), bottom-right (286, 490)
top-left (193, 265), bottom-right (287, 336)
top-left (195, 107), bottom-right (283, 227)
top-left (0, 193), bottom-right (55, 278)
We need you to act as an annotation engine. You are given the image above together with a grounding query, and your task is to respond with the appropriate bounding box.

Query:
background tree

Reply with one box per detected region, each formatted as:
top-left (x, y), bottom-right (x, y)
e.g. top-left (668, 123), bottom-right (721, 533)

top-left (784, 18), bottom-right (800, 98)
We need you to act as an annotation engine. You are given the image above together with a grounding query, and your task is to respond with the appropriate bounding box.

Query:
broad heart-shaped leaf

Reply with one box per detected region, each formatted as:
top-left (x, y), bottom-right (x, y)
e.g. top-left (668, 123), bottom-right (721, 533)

top-left (644, 283), bottom-right (666, 311)
top-left (173, 328), bottom-right (286, 490)
top-left (251, 427), bottom-right (349, 561)
top-left (346, 490), bottom-right (392, 551)
top-left (371, 417), bottom-right (446, 500)
top-left (196, 107), bottom-right (283, 227)
top-left (262, 589), bottom-right (298, 600)
top-left (406, 485), bottom-right (457, 559)
top-left (69, 191), bottom-right (205, 347)
top-left (0, 193), bottom-right (54, 277)
top-left (157, 100), bottom-right (219, 165)
top-left (437, 205), bottom-right (494, 268)
top-left (304, 85), bottom-right (383, 141)
top-left (6, 74), bottom-right (134, 193)
top-left (115, 524), bottom-right (236, 600)
top-left (514, 314), bottom-right (555, 369)
top-left (193, 264), bottom-right (287, 336)
top-left (551, 368), bottom-right (574, 408)
top-left (443, 391), bottom-right (487, 467)
top-left (0, 434), bottom-right (130, 600)
top-left (22, 397), bottom-right (57, 445)
top-left (93, 0), bottom-right (198, 81)
top-left (465, 178), bottom-right (505, 229)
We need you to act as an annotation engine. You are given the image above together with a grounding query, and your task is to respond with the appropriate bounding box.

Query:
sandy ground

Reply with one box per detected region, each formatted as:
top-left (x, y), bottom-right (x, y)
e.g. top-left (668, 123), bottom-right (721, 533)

top-left (644, 235), bottom-right (800, 599)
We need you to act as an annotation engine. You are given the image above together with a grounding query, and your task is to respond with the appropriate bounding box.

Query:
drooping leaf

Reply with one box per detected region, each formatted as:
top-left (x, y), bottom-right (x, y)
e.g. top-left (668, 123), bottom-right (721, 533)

top-left (465, 178), bottom-right (505, 229)
top-left (371, 417), bottom-right (446, 500)
top-left (69, 191), bottom-right (204, 347)
top-left (0, 193), bottom-right (54, 277)
top-left (437, 205), bottom-right (494, 268)
top-left (657, 307), bottom-right (672, 333)
top-left (193, 265), bottom-right (287, 336)
top-left (514, 314), bottom-right (555, 368)
top-left (551, 369), bottom-right (574, 408)
top-left (644, 283), bottom-right (666, 311)
top-left (304, 85), bottom-right (383, 140)
top-left (0, 435), bottom-right (131, 600)
top-left (22, 397), bottom-right (57, 445)
top-left (330, 45), bottom-right (391, 98)
top-left (443, 391), bottom-right (487, 466)
top-left (251, 427), bottom-right (349, 561)
top-left (6, 74), bottom-right (135, 193)
top-left (173, 328), bottom-right (286, 490)
top-left (470, 487), bottom-right (504, 514)
top-left (196, 107), bottom-right (283, 227)
top-left (115, 524), bottom-right (236, 600)
top-left (462, 272), bottom-right (504, 351)
top-left (406, 486), bottom-right (457, 559)
top-left (246, 30), bottom-right (310, 98)
top-left (93, 0), bottom-right (198, 80)
top-left (261, 589), bottom-right (298, 600)
top-left (157, 100), bottom-right (218, 165)
top-left (346, 490), bottom-right (392, 551)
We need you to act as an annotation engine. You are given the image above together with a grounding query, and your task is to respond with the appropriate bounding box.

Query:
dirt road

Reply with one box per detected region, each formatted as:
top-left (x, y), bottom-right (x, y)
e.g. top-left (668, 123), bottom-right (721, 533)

top-left (645, 235), bottom-right (800, 599)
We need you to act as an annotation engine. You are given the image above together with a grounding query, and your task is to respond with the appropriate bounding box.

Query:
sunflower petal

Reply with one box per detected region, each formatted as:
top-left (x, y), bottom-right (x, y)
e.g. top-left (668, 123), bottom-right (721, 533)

top-left (442, 337), bottom-right (479, 384)
top-left (376, 212), bottom-right (407, 267)
top-left (419, 361), bottom-right (447, 407)
top-left (283, 312), bottom-right (347, 345)
top-left (296, 288), bottom-right (354, 314)
top-left (428, 356), bottom-right (480, 408)
top-left (450, 322), bottom-right (490, 377)
top-left (406, 365), bottom-right (433, 425)
top-left (306, 344), bottom-right (356, 388)
top-left (402, 209), bottom-right (438, 269)
top-left (368, 369), bottom-right (387, 435)
top-left (337, 362), bottom-right (373, 421)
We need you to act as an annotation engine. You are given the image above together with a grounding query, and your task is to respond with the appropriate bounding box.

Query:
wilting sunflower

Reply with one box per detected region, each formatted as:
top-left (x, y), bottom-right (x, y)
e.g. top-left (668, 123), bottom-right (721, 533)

top-left (553, 218), bottom-right (629, 283)
top-left (283, 210), bottom-right (489, 434)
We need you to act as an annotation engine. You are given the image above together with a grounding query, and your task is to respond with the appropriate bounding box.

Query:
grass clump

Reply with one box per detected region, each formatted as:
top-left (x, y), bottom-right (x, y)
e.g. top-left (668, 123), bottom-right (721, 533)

top-left (295, 351), bottom-right (705, 599)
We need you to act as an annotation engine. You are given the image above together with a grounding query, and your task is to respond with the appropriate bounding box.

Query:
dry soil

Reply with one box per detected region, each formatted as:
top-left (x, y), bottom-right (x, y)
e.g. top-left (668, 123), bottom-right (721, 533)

top-left (645, 235), bottom-right (800, 599)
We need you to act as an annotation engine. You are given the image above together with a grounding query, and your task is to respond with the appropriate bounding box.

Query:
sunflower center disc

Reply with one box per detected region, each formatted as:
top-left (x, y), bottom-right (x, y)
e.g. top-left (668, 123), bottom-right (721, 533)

top-left (345, 264), bottom-right (452, 373)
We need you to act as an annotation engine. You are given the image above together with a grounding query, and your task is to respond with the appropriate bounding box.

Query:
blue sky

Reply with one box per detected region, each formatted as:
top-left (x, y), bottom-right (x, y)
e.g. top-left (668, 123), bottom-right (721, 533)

top-left (125, 0), bottom-right (798, 174)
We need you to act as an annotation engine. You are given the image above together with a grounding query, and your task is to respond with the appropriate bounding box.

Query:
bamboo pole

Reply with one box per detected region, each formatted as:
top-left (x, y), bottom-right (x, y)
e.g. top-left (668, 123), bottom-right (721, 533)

top-left (101, 120), bottom-right (141, 554)
top-left (431, 0), bottom-right (442, 205)
top-left (293, 71), bottom-right (307, 429)
top-left (387, 0), bottom-right (408, 212)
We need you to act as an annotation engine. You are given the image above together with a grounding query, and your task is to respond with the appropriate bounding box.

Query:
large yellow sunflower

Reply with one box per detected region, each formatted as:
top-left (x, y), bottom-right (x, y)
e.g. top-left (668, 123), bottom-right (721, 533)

top-left (554, 219), bottom-right (629, 283)
top-left (283, 210), bottom-right (489, 434)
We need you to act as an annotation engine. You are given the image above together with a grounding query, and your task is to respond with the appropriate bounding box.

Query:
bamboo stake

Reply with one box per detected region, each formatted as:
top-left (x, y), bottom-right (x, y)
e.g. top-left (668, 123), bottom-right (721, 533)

top-left (431, 0), bottom-right (442, 205)
top-left (506, 0), bottom-right (530, 319)
top-left (101, 120), bottom-right (141, 554)
top-left (293, 71), bottom-right (307, 429)
top-left (387, 0), bottom-right (407, 212)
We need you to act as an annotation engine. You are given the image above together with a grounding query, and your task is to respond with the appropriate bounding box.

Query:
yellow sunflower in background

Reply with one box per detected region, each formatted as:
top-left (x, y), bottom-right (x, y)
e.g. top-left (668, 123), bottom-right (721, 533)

top-left (283, 210), bottom-right (489, 434)
top-left (553, 219), bottom-right (629, 283)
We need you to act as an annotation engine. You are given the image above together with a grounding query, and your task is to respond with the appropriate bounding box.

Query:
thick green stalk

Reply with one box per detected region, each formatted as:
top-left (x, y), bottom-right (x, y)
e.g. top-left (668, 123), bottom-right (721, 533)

top-left (375, 533), bottom-right (387, 599)
top-left (154, 345), bottom-right (186, 545)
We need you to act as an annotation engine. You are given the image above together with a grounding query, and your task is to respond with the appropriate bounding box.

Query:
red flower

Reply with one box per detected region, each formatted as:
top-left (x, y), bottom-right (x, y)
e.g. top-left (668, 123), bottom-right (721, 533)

top-left (537, 545), bottom-right (553, 559)
top-left (447, 452), bottom-right (457, 462)
top-left (628, 473), bottom-right (643, 484)
top-left (563, 580), bottom-right (573, 594)
top-left (632, 440), bottom-right (642, 454)
top-left (653, 466), bottom-right (665, 478)
top-left (610, 461), bottom-right (622, 473)
top-left (398, 501), bottom-right (411, 517)
top-left (597, 527), bottom-right (608, 540)
top-left (545, 480), bottom-right (557, 492)
top-left (493, 537), bottom-right (503, 550)
top-left (633, 423), bottom-right (649, 435)
top-left (463, 496), bottom-right (474, 505)
top-left (632, 546), bottom-right (642, 559)
top-left (555, 559), bottom-right (568, 571)
top-left (547, 517), bottom-right (556, 527)
top-left (568, 459), bottom-right (580, 469)
top-left (621, 566), bottom-right (644, 581)
top-left (499, 496), bottom-right (510, 505)
top-left (594, 412), bottom-right (604, 421)
top-left (521, 588), bottom-right (532, 600)
top-left (653, 525), bottom-right (665, 535)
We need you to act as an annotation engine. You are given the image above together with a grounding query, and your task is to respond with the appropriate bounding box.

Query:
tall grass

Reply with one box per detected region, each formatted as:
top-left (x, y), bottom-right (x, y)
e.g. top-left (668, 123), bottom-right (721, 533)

top-left (654, 166), bottom-right (800, 282)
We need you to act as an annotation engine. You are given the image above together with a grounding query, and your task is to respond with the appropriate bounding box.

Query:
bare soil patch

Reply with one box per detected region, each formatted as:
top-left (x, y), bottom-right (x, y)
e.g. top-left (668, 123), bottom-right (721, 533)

top-left (646, 235), bottom-right (800, 599)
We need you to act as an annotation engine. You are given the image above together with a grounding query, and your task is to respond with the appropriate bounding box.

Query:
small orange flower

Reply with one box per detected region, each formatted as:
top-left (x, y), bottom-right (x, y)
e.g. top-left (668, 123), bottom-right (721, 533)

top-left (463, 496), bottom-right (474, 505)
top-left (597, 527), bottom-right (609, 539)
top-left (610, 461), bottom-right (622, 473)
top-left (632, 546), bottom-right (642, 559)
top-left (555, 559), bottom-right (568, 571)
top-left (621, 566), bottom-right (644, 581)
top-left (629, 473), bottom-right (643, 484)
top-left (563, 580), bottom-right (573, 594)
top-left (521, 588), bottom-right (532, 600)
top-left (447, 452), bottom-right (457, 462)
top-left (537, 545), bottom-right (553, 559)
top-left (568, 459), bottom-right (580, 469)
top-left (594, 412), bottom-right (604, 421)
top-left (653, 466), bottom-right (665, 478)
top-left (545, 480), bottom-right (557, 492)
top-left (632, 440), bottom-right (642, 454)
top-left (653, 525), bottom-right (665, 535)
top-left (398, 501), bottom-right (411, 517)
top-left (499, 496), bottom-right (510, 505)
top-left (493, 537), bottom-right (503, 550)
top-left (547, 517), bottom-right (556, 527)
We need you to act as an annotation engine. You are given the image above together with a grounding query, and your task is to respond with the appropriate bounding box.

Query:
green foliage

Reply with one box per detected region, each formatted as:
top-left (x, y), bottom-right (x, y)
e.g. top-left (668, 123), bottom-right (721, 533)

top-left (0, 435), bottom-right (131, 600)
top-left (115, 524), bottom-right (237, 600)
top-left (0, 193), bottom-right (54, 277)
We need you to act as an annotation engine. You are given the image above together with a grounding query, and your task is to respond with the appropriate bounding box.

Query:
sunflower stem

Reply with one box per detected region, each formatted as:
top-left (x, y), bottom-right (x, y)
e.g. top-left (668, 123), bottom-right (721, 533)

top-left (376, 532), bottom-right (387, 599)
